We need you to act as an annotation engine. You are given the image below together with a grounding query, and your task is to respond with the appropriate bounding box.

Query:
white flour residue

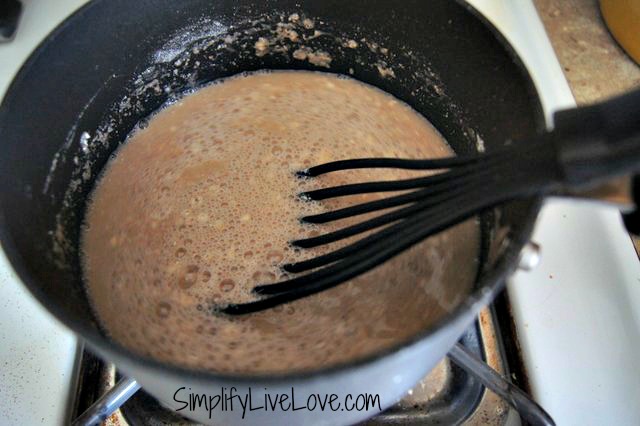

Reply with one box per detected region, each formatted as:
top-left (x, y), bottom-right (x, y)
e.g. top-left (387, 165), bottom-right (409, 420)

top-left (79, 131), bottom-right (91, 154)
top-left (476, 134), bottom-right (486, 153)
top-left (153, 18), bottom-right (227, 63)
top-left (43, 78), bottom-right (113, 194)
top-left (43, 153), bottom-right (60, 195)
top-left (249, 16), bottom-right (336, 68)
top-left (292, 47), bottom-right (332, 68)
top-left (254, 37), bottom-right (270, 57)
top-left (376, 63), bottom-right (396, 78)
top-left (344, 39), bottom-right (359, 49)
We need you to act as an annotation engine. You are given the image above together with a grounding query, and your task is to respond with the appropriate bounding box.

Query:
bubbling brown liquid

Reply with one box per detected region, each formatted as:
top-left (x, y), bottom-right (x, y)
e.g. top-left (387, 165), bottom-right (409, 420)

top-left (82, 71), bottom-right (479, 373)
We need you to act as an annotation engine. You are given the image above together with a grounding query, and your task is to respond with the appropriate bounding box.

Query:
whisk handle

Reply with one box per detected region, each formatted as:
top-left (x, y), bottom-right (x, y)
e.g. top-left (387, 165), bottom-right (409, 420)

top-left (554, 87), bottom-right (640, 142)
top-left (552, 87), bottom-right (640, 187)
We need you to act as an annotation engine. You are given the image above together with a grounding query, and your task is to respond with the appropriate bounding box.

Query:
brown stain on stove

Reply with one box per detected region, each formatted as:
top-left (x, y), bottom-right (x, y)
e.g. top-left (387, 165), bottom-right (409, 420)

top-left (462, 309), bottom-right (510, 426)
top-left (104, 413), bottom-right (122, 426)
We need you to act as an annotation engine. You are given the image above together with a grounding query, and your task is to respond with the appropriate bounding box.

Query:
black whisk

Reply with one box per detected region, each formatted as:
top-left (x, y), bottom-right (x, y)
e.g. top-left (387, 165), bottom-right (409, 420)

top-left (221, 88), bottom-right (640, 315)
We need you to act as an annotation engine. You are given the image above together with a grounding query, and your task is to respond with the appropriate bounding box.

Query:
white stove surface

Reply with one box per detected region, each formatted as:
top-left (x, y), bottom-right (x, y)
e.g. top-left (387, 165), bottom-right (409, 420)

top-left (0, 2), bottom-right (86, 425)
top-left (1, 1), bottom-right (638, 425)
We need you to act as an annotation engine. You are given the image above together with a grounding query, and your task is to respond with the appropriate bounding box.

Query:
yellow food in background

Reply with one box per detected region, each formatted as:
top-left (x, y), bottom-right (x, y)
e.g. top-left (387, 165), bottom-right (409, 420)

top-left (600, 0), bottom-right (640, 64)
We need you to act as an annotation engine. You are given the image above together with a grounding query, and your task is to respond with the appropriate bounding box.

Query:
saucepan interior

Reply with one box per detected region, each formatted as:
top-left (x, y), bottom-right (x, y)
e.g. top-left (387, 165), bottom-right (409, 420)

top-left (0, 0), bottom-right (544, 379)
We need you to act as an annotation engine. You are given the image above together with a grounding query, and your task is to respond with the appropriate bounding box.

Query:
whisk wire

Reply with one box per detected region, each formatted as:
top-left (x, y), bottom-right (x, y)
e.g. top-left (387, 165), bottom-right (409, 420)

top-left (297, 156), bottom-right (482, 177)
top-left (300, 142), bottom-right (543, 224)
top-left (300, 147), bottom-right (517, 201)
top-left (292, 173), bottom-right (497, 249)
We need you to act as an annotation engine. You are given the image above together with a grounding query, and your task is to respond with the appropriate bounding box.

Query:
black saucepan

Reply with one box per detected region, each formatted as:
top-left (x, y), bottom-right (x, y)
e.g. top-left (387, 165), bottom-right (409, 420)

top-left (0, 0), bottom-right (544, 424)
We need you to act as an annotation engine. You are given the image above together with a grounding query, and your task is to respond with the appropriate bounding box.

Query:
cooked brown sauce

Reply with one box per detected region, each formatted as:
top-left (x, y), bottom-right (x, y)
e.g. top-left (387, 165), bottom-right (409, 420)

top-left (82, 71), bottom-right (479, 373)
